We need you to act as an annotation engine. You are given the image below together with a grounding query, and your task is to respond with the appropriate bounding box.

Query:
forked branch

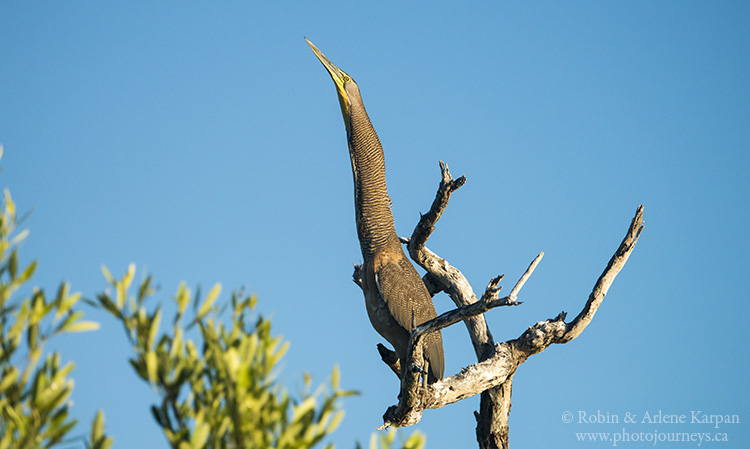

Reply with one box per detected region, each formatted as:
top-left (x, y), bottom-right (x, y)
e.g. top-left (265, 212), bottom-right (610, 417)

top-left (381, 254), bottom-right (542, 427)
top-left (378, 163), bottom-right (644, 443)
top-left (406, 161), bottom-right (495, 360)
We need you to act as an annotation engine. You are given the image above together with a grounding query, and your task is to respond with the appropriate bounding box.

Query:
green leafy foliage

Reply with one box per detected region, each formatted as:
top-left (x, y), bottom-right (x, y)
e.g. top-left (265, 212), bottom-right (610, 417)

top-left (0, 152), bottom-right (423, 449)
top-left (0, 182), bottom-right (111, 449)
top-left (97, 266), bottom-right (367, 449)
top-left (359, 429), bottom-right (425, 449)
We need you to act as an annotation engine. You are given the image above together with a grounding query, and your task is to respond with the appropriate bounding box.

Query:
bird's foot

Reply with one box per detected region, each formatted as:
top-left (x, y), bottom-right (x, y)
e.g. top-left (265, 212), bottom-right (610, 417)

top-left (352, 263), bottom-right (364, 290)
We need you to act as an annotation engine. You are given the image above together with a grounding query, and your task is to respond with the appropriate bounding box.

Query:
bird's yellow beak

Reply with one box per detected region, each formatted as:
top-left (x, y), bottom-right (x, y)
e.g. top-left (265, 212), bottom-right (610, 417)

top-left (306, 38), bottom-right (351, 119)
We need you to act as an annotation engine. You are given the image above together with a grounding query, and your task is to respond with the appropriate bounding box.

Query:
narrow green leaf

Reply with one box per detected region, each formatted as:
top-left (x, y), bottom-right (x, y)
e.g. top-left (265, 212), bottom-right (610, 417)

top-left (113, 263), bottom-right (136, 308)
top-left (26, 321), bottom-right (38, 352)
top-left (190, 411), bottom-right (210, 448)
top-left (331, 364), bottom-right (340, 391)
top-left (176, 282), bottom-right (190, 317)
top-left (9, 229), bottom-right (28, 246)
top-left (101, 265), bottom-right (114, 284)
top-left (170, 327), bottom-right (183, 359)
top-left (197, 283), bottom-right (221, 319)
top-left (91, 409), bottom-right (105, 441)
top-left (129, 358), bottom-right (147, 379)
top-left (18, 259), bottom-right (37, 283)
top-left (123, 263), bottom-right (136, 289)
top-left (53, 282), bottom-right (69, 312)
top-left (51, 362), bottom-right (75, 385)
top-left (96, 293), bottom-right (122, 318)
top-left (148, 309), bottom-right (162, 349)
top-left (30, 291), bottom-right (46, 325)
top-left (137, 275), bottom-right (153, 305)
top-left (292, 396), bottom-right (317, 422)
top-left (64, 320), bottom-right (100, 333)
top-left (328, 410), bottom-right (345, 433)
top-left (54, 283), bottom-right (80, 321)
top-left (56, 311), bottom-right (84, 334)
top-left (0, 366), bottom-right (18, 393)
top-left (37, 378), bottom-right (72, 411)
top-left (3, 189), bottom-right (15, 219)
top-left (97, 436), bottom-right (114, 449)
top-left (58, 292), bottom-right (81, 318)
top-left (369, 433), bottom-right (378, 449)
top-left (274, 341), bottom-right (290, 365)
top-left (222, 348), bottom-right (240, 380)
top-left (151, 405), bottom-right (166, 427)
top-left (7, 301), bottom-right (30, 345)
top-left (49, 418), bottom-right (77, 445)
top-left (8, 250), bottom-right (17, 279)
top-left (403, 431), bottom-right (426, 449)
top-left (146, 350), bottom-right (158, 384)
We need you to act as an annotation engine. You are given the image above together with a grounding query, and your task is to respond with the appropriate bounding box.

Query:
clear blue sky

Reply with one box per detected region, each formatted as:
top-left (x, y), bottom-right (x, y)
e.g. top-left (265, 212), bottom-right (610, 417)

top-left (2, 2), bottom-right (748, 448)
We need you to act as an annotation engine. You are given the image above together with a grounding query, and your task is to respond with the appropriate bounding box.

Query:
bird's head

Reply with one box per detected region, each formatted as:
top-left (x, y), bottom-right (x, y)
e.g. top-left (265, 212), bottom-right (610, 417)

top-left (306, 38), bottom-right (359, 128)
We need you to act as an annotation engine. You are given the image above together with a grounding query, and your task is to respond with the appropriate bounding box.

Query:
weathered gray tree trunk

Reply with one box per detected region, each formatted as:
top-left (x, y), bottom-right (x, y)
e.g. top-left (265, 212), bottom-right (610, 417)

top-left (364, 161), bottom-right (644, 448)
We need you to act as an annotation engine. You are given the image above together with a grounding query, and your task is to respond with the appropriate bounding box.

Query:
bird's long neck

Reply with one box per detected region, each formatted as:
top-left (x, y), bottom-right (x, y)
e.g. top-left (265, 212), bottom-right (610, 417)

top-left (347, 98), bottom-right (401, 260)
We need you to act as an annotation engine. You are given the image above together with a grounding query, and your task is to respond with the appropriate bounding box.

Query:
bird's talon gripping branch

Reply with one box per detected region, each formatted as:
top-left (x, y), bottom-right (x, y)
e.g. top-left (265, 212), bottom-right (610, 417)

top-left (352, 264), bottom-right (365, 290)
top-left (409, 363), bottom-right (425, 375)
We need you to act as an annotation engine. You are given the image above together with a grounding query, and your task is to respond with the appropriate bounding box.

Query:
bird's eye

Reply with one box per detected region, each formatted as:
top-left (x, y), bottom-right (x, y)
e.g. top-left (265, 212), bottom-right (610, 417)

top-left (343, 75), bottom-right (350, 82)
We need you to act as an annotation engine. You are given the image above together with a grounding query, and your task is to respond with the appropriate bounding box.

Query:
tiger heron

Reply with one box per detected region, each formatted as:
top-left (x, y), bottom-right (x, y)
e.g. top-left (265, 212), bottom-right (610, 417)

top-left (306, 38), bottom-right (444, 382)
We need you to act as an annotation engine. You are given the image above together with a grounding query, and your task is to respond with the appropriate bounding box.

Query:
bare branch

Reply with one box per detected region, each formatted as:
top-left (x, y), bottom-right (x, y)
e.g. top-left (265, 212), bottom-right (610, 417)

top-left (390, 160), bottom-right (514, 438)
top-left (421, 272), bottom-right (446, 296)
top-left (406, 162), bottom-right (495, 360)
top-left (476, 374), bottom-right (514, 449)
top-left (382, 257), bottom-right (539, 428)
top-left (386, 159), bottom-right (644, 447)
top-left (410, 161), bottom-right (466, 250)
top-left (382, 341), bottom-right (521, 427)
top-left (381, 203), bottom-right (644, 430)
top-left (414, 294), bottom-right (522, 350)
top-left (559, 205), bottom-right (644, 343)
top-left (377, 343), bottom-right (401, 378)
top-left (513, 313), bottom-right (568, 357)
top-left (425, 342), bottom-right (518, 408)
top-left (382, 339), bottom-right (427, 427)
top-left (511, 206), bottom-right (644, 356)
top-left (509, 252), bottom-right (544, 299)
top-left (479, 275), bottom-right (505, 303)
top-left (380, 202), bottom-right (644, 429)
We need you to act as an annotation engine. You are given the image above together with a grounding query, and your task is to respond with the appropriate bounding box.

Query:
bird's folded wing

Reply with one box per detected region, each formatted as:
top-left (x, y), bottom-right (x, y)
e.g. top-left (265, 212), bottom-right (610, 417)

top-left (375, 255), bottom-right (445, 378)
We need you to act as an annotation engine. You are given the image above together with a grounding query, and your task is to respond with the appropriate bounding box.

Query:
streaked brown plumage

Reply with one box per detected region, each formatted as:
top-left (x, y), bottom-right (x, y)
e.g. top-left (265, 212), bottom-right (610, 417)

top-left (307, 38), bottom-right (444, 381)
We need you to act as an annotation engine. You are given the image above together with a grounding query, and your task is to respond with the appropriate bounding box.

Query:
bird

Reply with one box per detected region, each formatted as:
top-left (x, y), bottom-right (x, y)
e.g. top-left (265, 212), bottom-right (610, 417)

top-left (306, 38), bottom-right (444, 382)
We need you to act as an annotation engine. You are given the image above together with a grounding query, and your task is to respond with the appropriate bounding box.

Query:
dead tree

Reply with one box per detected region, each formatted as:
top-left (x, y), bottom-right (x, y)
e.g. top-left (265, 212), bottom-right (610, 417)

top-left (356, 161), bottom-right (644, 449)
